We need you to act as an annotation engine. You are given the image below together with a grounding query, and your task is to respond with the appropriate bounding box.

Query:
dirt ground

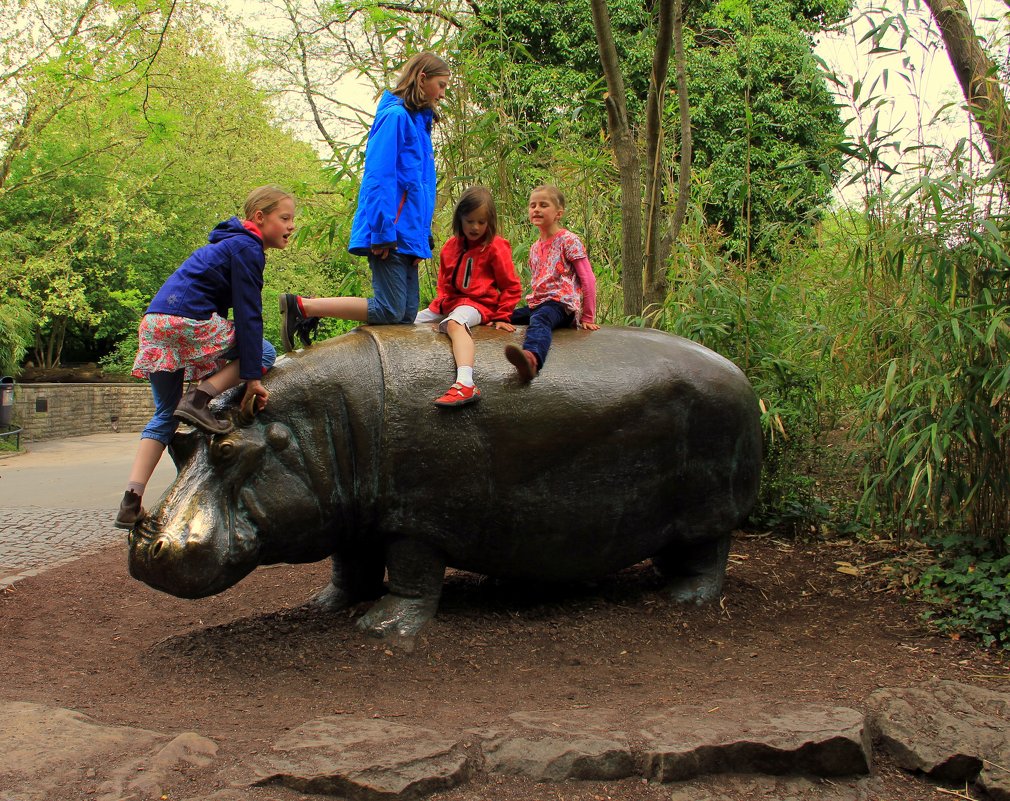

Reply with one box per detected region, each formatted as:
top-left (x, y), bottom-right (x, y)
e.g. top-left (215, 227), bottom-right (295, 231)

top-left (1, 531), bottom-right (1008, 801)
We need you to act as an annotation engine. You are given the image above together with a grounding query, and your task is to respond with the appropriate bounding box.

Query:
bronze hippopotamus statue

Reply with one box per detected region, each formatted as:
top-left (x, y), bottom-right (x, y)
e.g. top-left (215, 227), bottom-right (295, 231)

top-left (128, 325), bottom-right (762, 640)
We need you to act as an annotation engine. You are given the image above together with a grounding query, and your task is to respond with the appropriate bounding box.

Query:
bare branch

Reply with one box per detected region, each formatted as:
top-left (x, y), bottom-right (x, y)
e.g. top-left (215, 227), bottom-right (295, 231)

top-left (284, 0), bottom-right (338, 151)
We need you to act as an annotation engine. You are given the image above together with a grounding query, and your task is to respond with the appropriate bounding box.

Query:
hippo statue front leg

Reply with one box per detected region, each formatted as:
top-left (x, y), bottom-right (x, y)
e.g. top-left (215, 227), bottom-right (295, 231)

top-left (652, 532), bottom-right (731, 604)
top-left (312, 544), bottom-right (386, 611)
top-left (356, 537), bottom-right (446, 642)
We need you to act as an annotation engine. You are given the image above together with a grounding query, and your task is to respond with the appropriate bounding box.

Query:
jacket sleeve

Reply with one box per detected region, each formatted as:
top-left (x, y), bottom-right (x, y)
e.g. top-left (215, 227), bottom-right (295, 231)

top-left (573, 257), bottom-right (597, 324)
top-left (433, 239), bottom-right (456, 313)
top-left (362, 109), bottom-right (407, 249)
top-left (229, 242), bottom-right (266, 380)
top-left (490, 238), bottom-right (522, 321)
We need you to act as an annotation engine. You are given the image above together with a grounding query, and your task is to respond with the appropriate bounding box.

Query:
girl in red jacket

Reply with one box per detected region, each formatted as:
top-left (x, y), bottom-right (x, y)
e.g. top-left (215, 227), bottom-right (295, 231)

top-left (415, 186), bottom-right (521, 407)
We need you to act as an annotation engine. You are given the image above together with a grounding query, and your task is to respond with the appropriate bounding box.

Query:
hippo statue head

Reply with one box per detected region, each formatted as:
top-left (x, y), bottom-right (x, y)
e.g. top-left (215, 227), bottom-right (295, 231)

top-left (127, 414), bottom-right (336, 598)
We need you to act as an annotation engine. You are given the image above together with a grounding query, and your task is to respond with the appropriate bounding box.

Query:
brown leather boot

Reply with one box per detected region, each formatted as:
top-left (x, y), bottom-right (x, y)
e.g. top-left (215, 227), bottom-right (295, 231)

top-left (173, 388), bottom-right (234, 435)
top-left (505, 344), bottom-right (539, 382)
top-left (114, 490), bottom-right (145, 530)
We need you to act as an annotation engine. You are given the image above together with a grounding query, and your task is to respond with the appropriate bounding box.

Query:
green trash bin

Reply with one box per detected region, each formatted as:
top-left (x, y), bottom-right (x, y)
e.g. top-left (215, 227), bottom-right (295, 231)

top-left (0, 376), bottom-right (14, 428)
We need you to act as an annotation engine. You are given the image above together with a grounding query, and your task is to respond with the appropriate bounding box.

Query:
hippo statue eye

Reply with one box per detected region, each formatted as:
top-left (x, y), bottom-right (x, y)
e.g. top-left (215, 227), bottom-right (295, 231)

top-left (212, 439), bottom-right (237, 463)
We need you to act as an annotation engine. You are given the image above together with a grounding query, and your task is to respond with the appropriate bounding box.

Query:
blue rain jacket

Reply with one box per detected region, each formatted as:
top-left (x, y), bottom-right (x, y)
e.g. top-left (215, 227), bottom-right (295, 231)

top-left (348, 91), bottom-right (436, 260)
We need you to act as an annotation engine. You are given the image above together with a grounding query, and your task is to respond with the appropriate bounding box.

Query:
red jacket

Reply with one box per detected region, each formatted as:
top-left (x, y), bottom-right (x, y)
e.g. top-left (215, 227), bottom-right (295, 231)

top-left (427, 235), bottom-right (521, 323)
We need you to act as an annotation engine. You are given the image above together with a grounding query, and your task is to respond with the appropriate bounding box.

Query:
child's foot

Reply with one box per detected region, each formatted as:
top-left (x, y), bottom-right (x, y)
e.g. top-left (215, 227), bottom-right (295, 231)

top-left (114, 490), bottom-right (146, 530)
top-left (279, 293), bottom-right (320, 352)
top-left (173, 389), bottom-right (235, 435)
top-left (433, 382), bottom-right (481, 407)
top-left (505, 345), bottom-right (538, 382)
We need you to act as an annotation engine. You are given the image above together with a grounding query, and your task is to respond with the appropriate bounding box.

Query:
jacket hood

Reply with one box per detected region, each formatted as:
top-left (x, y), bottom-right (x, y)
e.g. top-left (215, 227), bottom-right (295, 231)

top-left (375, 90), bottom-right (433, 125)
top-left (208, 216), bottom-right (259, 245)
top-left (375, 90), bottom-right (402, 117)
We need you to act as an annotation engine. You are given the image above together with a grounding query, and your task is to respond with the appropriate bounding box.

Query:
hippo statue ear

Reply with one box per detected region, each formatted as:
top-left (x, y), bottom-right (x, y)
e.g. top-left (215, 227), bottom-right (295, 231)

top-left (265, 422), bottom-right (291, 451)
top-left (168, 428), bottom-right (206, 470)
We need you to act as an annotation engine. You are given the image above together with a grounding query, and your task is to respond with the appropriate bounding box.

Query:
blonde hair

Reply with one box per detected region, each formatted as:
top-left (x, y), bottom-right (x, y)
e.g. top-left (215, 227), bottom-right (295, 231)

top-left (392, 52), bottom-right (450, 113)
top-left (452, 186), bottom-right (498, 245)
top-left (244, 185), bottom-right (294, 220)
top-left (530, 184), bottom-right (565, 210)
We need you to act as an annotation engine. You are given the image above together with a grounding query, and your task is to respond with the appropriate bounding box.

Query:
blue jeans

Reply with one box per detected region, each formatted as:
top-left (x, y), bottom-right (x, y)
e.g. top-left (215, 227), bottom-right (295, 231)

top-left (366, 251), bottom-right (419, 325)
top-left (510, 301), bottom-right (574, 369)
top-left (141, 338), bottom-right (277, 445)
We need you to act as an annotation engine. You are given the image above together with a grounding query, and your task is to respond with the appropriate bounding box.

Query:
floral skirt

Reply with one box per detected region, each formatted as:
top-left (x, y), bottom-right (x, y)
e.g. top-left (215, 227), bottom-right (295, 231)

top-left (131, 313), bottom-right (236, 381)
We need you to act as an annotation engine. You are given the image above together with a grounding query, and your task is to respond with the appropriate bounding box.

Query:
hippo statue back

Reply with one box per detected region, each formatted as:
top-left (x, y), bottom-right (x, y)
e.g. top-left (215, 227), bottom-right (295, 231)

top-left (129, 325), bottom-right (762, 640)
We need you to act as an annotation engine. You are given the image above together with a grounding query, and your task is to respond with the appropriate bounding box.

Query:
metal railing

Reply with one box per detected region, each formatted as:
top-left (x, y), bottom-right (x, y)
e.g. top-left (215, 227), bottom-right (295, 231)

top-left (0, 424), bottom-right (23, 452)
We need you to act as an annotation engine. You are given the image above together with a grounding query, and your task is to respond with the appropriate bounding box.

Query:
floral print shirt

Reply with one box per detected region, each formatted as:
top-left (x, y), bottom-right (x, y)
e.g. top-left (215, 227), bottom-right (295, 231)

top-left (527, 229), bottom-right (588, 319)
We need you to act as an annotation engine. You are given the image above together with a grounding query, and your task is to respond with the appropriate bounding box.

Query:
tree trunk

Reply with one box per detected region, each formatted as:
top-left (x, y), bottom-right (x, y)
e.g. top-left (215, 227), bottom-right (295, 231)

top-left (668, 0), bottom-right (692, 259)
top-left (591, 0), bottom-right (645, 319)
top-left (924, 0), bottom-right (1010, 170)
top-left (642, 0), bottom-right (675, 312)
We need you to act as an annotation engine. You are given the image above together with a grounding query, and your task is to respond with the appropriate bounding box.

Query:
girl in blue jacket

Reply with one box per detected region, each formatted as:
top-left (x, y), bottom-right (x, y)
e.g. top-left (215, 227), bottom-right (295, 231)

top-left (115, 186), bottom-right (295, 530)
top-left (279, 53), bottom-right (450, 351)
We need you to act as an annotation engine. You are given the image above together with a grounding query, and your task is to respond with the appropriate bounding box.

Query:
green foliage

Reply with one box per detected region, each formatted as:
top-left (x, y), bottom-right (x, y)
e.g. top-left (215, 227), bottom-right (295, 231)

top-left (0, 295), bottom-right (35, 377)
top-left (851, 167), bottom-right (1010, 548)
top-left (645, 205), bottom-right (838, 529)
top-left (460, 0), bottom-right (849, 262)
top-left (689, 0), bottom-right (846, 260)
top-left (917, 535), bottom-right (1010, 648)
top-left (0, 10), bottom-right (327, 368)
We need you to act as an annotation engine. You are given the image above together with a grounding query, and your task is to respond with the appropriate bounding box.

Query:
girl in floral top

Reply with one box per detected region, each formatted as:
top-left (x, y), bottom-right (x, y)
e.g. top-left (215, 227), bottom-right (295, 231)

top-left (505, 184), bottom-right (599, 381)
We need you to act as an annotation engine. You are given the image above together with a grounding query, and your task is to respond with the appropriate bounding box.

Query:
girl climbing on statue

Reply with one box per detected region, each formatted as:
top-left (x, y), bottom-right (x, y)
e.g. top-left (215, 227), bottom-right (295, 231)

top-left (505, 184), bottom-right (599, 381)
top-left (416, 185), bottom-right (521, 407)
top-left (279, 52), bottom-right (451, 350)
top-left (114, 185), bottom-right (295, 530)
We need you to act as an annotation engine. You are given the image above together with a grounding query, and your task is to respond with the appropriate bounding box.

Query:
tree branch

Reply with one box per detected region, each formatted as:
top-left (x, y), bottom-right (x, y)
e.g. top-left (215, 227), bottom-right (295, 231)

top-left (284, 0), bottom-right (338, 151)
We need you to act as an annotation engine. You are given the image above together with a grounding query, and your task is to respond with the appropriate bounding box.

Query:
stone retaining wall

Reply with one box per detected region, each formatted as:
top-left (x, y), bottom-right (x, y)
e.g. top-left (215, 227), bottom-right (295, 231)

top-left (9, 384), bottom-right (153, 442)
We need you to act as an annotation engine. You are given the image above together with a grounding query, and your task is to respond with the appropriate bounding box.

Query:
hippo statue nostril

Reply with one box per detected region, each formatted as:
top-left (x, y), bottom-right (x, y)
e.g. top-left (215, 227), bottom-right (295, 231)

top-left (151, 539), bottom-right (168, 560)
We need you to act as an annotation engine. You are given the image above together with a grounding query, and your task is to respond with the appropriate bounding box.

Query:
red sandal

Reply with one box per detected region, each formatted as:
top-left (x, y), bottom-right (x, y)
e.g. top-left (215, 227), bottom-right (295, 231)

top-left (433, 382), bottom-right (481, 407)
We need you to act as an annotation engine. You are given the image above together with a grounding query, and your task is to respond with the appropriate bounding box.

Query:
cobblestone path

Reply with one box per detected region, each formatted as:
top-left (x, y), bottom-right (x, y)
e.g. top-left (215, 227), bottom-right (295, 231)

top-left (0, 507), bottom-right (120, 589)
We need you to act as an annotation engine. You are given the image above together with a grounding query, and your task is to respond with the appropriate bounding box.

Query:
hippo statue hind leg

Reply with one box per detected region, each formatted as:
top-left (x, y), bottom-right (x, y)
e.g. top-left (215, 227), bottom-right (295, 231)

top-left (652, 533), bottom-right (732, 605)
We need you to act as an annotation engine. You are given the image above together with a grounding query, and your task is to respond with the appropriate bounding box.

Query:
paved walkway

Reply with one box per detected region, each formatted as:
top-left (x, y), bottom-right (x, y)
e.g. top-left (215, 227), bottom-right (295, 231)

top-left (0, 433), bottom-right (175, 588)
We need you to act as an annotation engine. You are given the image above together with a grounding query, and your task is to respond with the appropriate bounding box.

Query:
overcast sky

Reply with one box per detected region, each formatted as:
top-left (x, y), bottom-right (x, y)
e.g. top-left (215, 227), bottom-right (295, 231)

top-left (815, 0), bottom-right (1007, 201)
top-left (228, 0), bottom-right (1008, 198)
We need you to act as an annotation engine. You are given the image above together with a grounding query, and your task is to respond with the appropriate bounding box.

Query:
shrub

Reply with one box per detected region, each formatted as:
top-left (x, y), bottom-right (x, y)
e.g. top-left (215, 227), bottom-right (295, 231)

top-left (0, 296), bottom-right (35, 377)
top-left (917, 535), bottom-right (1010, 649)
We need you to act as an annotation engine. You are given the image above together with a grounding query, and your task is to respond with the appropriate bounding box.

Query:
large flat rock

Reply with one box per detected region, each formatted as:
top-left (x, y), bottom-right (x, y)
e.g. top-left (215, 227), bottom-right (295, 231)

top-left (476, 709), bottom-right (636, 781)
top-left (0, 701), bottom-right (220, 801)
top-left (866, 680), bottom-right (1010, 796)
top-left (469, 704), bottom-right (869, 784)
top-left (251, 715), bottom-right (476, 800)
top-left (639, 703), bottom-right (871, 781)
top-left (0, 700), bottom-right (166, 776)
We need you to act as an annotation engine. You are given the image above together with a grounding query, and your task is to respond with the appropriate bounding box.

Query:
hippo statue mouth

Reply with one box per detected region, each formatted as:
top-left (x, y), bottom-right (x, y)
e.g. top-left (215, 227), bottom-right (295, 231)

top-left (127, 500), bottom-right (260, 599)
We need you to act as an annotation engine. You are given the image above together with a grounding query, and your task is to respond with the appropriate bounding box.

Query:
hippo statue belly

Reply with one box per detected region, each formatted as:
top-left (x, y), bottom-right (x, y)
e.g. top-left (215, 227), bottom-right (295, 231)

top-left (128, 325), bottom-right (762, 640)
